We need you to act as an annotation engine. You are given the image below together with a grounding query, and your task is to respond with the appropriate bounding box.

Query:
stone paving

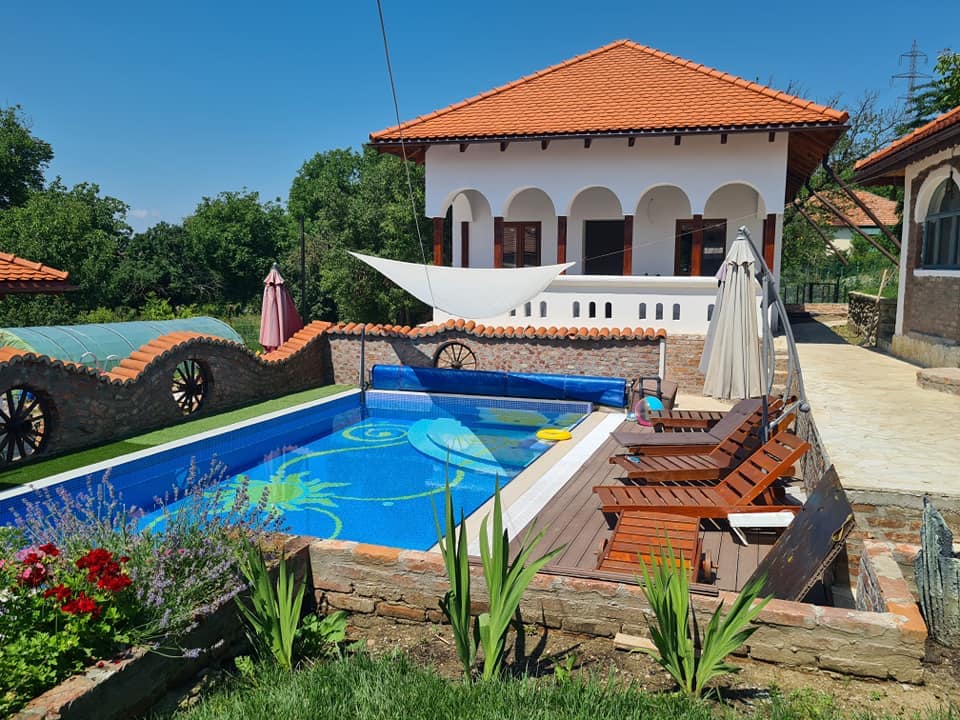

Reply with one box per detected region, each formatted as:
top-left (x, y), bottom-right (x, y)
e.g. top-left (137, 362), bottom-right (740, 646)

top-left (791, 321), bottom-right (960, 498)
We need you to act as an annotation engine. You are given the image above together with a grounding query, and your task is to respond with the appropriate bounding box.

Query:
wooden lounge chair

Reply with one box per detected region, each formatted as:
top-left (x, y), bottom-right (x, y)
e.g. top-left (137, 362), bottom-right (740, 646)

top-left (607, 405), bottom-right (791, 480)
top-left (597, 510), bottom-right (711, 582)
top-left (610, 398), bottom-right (782, 455)
top-left (646, 396), bottom-right (781, 432)
top-left (594, 431), bottom-right (809, 518)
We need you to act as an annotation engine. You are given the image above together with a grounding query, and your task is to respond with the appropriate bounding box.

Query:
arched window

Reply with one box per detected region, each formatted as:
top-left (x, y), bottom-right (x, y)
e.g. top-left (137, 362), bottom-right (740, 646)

top-left (922, 177), bottom-right (960, 269)
top-left (588, 301), bottom-right (597, 318)
top-left (604, 302), bottom-right (613, 319)
top-left (572, 301), bottom-right (580, 318)
top-left (655, 303), bottom-right (664, 321)
top-left (638, 303), bottom-right (647, 320)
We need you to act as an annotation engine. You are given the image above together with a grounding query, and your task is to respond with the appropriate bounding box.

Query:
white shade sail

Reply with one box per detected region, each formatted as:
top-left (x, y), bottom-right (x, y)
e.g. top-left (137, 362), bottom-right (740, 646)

top-left (351, 252), bottom-right (574, 320)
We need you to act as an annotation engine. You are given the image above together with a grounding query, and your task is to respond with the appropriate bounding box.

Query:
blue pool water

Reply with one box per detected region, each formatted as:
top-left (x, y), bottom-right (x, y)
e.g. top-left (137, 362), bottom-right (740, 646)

top-left (1, 391), bottom-right (589, 551)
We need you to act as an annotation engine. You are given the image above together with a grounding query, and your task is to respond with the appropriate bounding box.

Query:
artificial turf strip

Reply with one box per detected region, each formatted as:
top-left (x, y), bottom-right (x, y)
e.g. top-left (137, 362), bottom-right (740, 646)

top-left (0, 385), bottom-right (352, 488)
top-left (166, 654), bottom-right (955, 720)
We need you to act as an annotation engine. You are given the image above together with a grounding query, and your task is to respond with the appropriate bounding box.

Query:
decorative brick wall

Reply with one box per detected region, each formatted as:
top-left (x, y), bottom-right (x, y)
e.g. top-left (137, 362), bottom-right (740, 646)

top-left (325, 322), bottom-right (682, 391)
top-left (310, 539), bottom-right (926, 683)
top-left (0, 324), bottom-right (334, 467)
top-left (848, 292), bottom-right (896, 346)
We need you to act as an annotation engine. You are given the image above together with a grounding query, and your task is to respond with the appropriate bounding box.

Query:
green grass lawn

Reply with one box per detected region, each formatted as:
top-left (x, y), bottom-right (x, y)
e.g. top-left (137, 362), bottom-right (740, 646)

top-left (0, 385), bottom-right (352, 489)
top-left (164, 654), bottom-right (955, 720)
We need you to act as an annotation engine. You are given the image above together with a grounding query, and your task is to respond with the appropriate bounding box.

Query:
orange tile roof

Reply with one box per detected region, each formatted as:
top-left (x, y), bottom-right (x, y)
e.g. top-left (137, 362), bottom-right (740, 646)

top-left (809, 189), bottom-right (899, 228)
top-left (0, 252), bottom-right (70, 287)
top-left (371, 40), bottom-right (847, 143)
top-left (855, 105), bottom-right (960, 178)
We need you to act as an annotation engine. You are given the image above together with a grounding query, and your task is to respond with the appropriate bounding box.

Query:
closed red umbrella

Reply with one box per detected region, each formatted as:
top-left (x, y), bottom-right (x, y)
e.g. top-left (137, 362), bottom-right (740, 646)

top-left (259, 264), bottom-right (303, 351)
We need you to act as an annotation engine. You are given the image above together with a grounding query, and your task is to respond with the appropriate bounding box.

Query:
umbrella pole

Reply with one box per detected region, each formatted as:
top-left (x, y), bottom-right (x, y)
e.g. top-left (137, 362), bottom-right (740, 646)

top-left (760, 273), bottom-right (770, 443)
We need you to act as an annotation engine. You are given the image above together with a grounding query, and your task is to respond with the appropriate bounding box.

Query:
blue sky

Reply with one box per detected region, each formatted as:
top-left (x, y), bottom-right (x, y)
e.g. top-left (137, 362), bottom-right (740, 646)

top-left (4, 0), bottom-right (957, 231)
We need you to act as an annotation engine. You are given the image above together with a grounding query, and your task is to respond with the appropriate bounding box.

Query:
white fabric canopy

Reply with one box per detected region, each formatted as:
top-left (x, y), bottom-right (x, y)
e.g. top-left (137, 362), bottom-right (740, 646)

top-left (351, 252), bottom-right (574, 319)
top-left (700, 239), bottom-right (763, 400)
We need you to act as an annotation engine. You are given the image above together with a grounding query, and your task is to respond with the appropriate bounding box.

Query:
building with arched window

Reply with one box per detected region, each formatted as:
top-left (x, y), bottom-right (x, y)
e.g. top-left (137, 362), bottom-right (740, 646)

top-left (370, 40), bottom-right (848, 333)
top-left (855, 105), bottom-right (960, 367)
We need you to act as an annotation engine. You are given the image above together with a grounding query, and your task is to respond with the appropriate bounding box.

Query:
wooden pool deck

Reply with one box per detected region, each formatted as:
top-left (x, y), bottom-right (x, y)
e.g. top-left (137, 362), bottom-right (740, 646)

top-left (513, 422), bottom-right (784, 594)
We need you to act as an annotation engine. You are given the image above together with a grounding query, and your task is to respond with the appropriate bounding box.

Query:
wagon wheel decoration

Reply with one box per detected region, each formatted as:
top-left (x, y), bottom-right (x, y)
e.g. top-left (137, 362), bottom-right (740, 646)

top-left (0, 387), bottom-right (49, 463)
top-left (172, 359), bottom-right (207, 415)
top-left (432, 341), bottom-right (478, 371)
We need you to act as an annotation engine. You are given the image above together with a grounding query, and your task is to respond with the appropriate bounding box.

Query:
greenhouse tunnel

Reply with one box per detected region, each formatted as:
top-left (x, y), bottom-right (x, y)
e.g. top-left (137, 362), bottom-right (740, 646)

top-left (0, 317), bottom-right (243, 372)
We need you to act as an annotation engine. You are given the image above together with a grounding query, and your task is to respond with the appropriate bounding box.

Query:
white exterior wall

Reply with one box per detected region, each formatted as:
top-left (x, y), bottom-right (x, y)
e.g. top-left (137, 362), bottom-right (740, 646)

top-left (427, 132), bottom-right (788, 276)
top-left (633, 186), bottom-right (692, 275)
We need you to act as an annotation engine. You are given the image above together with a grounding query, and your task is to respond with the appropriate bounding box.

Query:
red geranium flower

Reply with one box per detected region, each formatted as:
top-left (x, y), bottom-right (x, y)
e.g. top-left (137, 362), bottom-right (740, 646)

top-left (18, 564), bottom-right (48, 588)
top-left (38, 543), bottom-right (60, 557)
top-left (44, 583), bottom-right (73, 603)
top-left (98, 573), bottom-right (132, 592)
top-left (62, 591), bottom-right (101, 618)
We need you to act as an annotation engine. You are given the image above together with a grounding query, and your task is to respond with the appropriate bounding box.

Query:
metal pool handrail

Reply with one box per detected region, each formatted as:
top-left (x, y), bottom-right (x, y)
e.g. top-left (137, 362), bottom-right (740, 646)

top-left (739, 226), bottom-right (810, 441)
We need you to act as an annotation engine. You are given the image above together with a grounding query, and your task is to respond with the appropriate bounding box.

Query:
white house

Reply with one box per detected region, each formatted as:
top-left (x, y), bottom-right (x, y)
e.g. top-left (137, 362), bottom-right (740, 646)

top-left (370, 40), bottom-right (847, 333)
top-left (855, 105), bottom-right (960, 368)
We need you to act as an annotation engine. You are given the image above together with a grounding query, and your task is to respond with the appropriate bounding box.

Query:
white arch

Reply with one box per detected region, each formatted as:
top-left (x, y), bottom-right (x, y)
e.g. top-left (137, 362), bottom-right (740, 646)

top-left (704, 182), bottom-right (767, 252)
top-left (502, 186), bottom-right (557, 218)
top-left (915, 165), bottom-right (960, 222)
top-left (439, 187), bottom-right (493, 218)
top-left (631, 185), bottom-right (693, 276)
top-left (633, 184), bottom-right (692, 222)
top-left (445, 189), bottom-right (494, 268)
top-left (565, 186), bottom-right (623, 218)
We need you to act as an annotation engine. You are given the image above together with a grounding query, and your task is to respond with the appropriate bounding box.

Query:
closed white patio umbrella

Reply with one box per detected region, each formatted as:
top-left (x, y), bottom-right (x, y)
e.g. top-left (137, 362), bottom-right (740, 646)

top-left (700, 238), bottom-right (763, 400)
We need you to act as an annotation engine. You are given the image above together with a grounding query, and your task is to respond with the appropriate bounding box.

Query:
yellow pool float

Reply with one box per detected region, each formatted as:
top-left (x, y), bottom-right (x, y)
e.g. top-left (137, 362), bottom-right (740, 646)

top-left (536, 428), bottom-right (572, 442)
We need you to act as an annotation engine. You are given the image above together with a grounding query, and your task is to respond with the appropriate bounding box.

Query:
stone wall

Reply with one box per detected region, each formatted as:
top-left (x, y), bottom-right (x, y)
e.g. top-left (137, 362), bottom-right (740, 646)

top-left (847, 292), bottom-right (896, 346)
top-left (0, 324), bottom-right (334, 468)
top-left (892, 333), bottom-right (960, 368)
top-left (309, 539), bottom-right (926, 683)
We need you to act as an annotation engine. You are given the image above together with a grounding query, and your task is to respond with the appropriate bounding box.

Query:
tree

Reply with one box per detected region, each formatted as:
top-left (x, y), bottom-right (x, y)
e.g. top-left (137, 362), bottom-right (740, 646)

top-left (115, 222), bottom-right (220, 308)
top-left (182, 190), bottom-right (289, 308)
top-left (0, 105), bottom-right (54, 210)
top-left (904, 50), bottom-right (960, 129)
top-left (780, 91), bottom-right (904, 285)
top-left (0, 180), bottom-right (130, 322)
top-left (287, 147), bottom-right (431, 325)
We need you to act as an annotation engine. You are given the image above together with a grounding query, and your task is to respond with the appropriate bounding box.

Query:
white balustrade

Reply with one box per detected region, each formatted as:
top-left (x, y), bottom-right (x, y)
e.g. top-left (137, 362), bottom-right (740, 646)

top-left (433, 275), bottom-right (749, 334)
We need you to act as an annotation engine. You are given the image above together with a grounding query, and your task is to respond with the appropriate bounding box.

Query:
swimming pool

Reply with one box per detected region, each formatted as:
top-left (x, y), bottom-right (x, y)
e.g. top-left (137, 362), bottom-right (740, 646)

top-left (0, 390), bottom-right (589, 550)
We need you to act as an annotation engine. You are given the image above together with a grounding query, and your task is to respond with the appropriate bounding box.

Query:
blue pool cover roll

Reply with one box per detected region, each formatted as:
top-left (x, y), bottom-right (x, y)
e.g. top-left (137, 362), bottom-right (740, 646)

top-left (370, 365), bottom-right (627, 408)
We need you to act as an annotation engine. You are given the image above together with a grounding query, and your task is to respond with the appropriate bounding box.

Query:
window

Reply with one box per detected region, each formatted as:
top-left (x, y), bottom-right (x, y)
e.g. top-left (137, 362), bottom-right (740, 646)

top-left (502, 222), bottom-right (541, 268)
top-left (922, 178), bottom-right (960, 269)
top-left (675, 218), bottom-right (727, 276)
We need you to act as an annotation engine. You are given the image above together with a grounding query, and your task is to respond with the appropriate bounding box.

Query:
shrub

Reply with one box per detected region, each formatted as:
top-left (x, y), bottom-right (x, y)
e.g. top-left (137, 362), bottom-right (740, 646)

top-left (235, 543), bottom-right (305, 671)
top-left (636, 539), bottom-right (769, 698)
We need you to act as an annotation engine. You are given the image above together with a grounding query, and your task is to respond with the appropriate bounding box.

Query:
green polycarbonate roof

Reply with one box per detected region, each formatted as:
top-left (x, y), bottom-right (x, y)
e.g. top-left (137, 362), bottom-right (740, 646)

top-left (0, 317), bottom-right (243, 371)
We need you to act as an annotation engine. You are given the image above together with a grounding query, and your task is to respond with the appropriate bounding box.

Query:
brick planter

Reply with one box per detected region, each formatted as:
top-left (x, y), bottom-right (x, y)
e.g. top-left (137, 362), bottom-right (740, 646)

top-left (310, 538), bottom-right (927, 683)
